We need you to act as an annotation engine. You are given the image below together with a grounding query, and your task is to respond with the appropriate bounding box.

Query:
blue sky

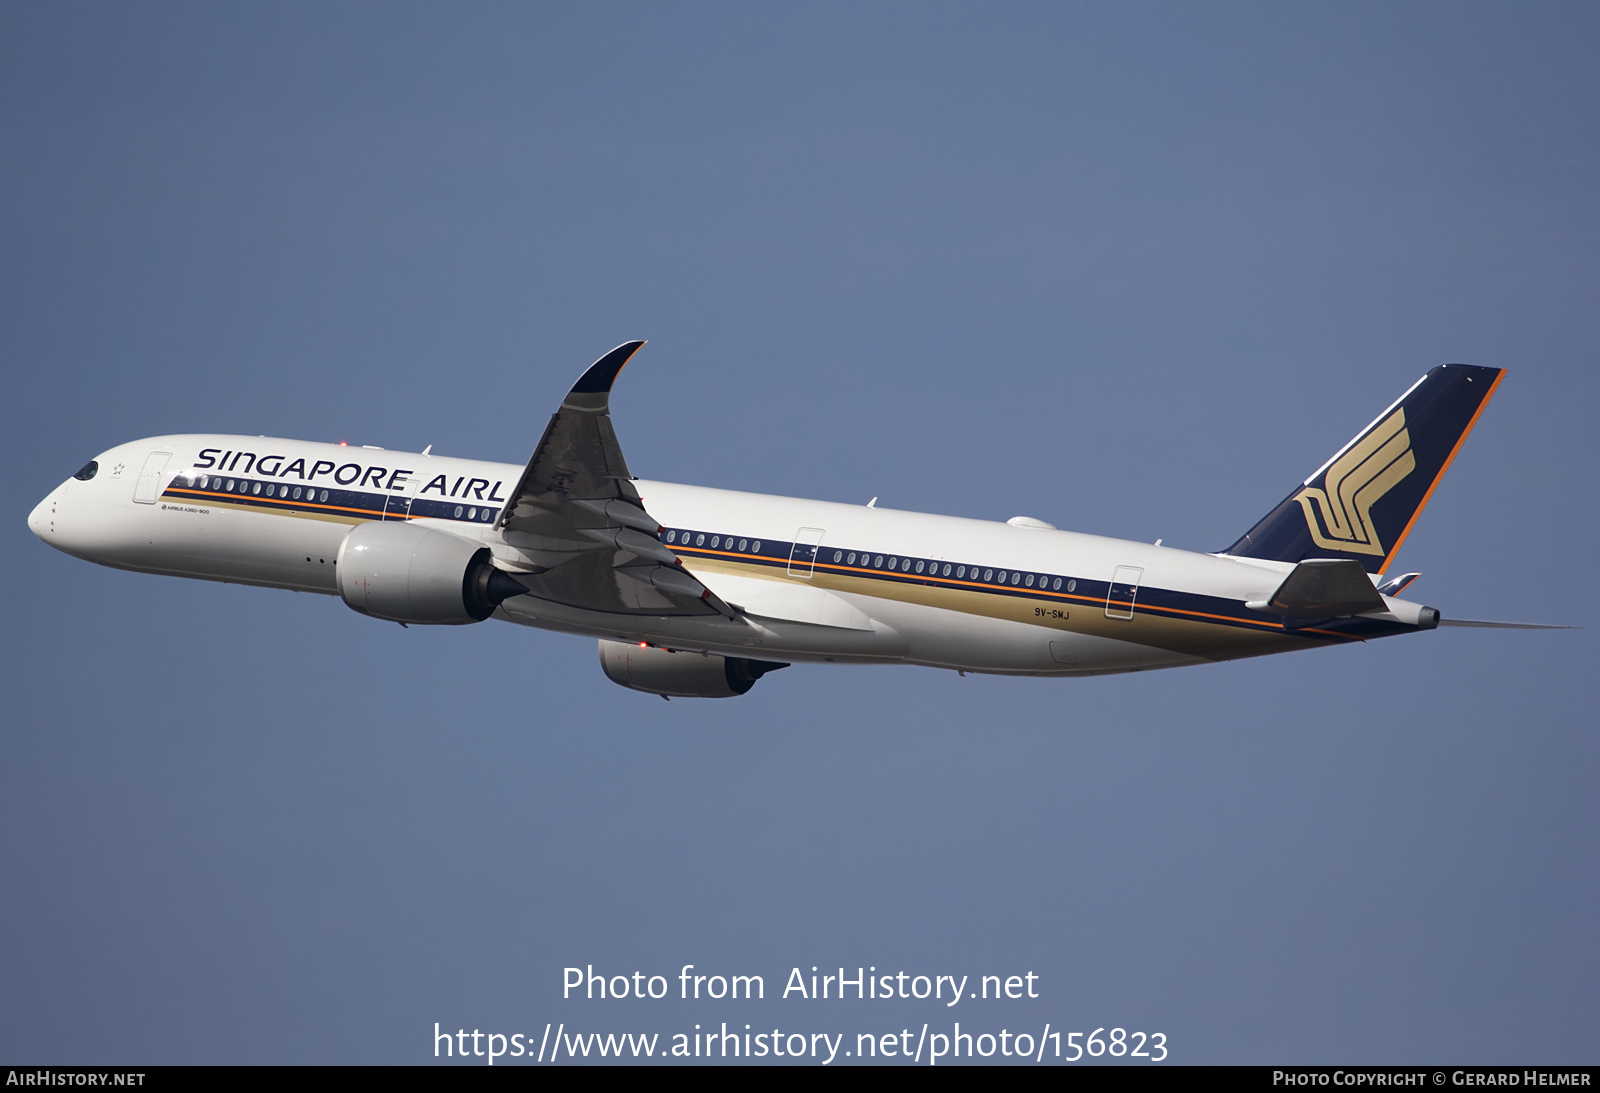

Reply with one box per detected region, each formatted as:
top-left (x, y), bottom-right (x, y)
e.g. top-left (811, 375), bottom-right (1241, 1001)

top-left (2, 1), bottom-right (1595, 1064)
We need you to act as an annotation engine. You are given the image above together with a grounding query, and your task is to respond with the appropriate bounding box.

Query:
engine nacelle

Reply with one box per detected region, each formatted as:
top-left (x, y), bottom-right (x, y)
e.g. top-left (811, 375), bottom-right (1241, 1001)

top-left (598, 640), bottom-right (787, 698)
top-left (336, 521), bottom-right (525, 625)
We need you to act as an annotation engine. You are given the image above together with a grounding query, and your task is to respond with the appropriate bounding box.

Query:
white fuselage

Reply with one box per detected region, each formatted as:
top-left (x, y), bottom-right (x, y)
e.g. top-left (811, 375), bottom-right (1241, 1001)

top-left (28, 434), bottom-right (1434, 676)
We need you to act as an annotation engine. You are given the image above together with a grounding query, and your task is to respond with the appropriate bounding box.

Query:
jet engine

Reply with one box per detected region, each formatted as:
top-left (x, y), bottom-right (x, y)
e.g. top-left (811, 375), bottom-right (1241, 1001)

top-left (336, 521), bottom-right (526, 625)
top-left (598, 639), bottom-right (788, 698)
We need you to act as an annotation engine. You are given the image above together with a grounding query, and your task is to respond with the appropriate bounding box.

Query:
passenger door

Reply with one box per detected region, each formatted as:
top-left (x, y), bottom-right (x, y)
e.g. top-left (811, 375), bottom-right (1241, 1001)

top-left (132, 451), bottom-right (171, 504)
top-left (787, 527), bottom-right (825, 578)
top-left (1105, 565), bottom-right (1143, 620)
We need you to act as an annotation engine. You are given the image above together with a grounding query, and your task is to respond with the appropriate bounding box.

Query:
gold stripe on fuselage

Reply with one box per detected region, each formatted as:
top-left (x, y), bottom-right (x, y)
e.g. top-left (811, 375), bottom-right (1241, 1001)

top-left (163, 488), bottom-right (380, 525)
top-left (682, 553), bottom-right (1337, 662)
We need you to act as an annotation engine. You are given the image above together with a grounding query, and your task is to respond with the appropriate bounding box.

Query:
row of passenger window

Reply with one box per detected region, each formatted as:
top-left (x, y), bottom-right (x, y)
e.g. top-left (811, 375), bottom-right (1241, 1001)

top-left (193, 474), bottom-right (332, 504)
top-left (824, 549), bottom-right (1078, 592)
top-left (663, 526), bottom-right (1081, 594)
top-left (181, 475), bottom-right (497, 523)
top-left (409, 498), bottom-right (498, 523)
top-left (664, 529), bottom-right (764, 554)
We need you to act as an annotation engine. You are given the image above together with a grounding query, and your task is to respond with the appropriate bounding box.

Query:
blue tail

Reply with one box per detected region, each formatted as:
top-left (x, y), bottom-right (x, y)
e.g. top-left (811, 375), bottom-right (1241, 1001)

top-left (1225, 364), bottom-right (1505, 574)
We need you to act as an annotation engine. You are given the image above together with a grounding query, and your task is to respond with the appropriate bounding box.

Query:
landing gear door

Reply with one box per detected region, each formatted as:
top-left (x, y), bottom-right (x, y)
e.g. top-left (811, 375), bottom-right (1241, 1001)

top-left (132, 451), bottom-right (172, 504)
top-left (1105, 565), bottom-right (1143, 620)
top-left (788, 527), bottom-right (825, 578)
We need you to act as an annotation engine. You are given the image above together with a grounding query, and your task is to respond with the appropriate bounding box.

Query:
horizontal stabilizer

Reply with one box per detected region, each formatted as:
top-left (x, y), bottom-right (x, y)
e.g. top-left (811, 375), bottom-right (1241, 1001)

top-left (1438, 618), bottom-right (1575, 630)
top-left (1247, 558), bottom-right (1386, 618)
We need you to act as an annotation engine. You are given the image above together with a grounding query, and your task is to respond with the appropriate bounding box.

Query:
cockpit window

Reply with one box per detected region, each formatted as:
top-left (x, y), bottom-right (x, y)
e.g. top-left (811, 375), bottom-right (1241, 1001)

top-left (73, 461), bottom-right (98, 481)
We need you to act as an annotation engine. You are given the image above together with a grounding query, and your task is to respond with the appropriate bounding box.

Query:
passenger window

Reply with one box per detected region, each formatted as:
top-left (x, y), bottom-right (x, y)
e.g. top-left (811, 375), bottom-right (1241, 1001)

top-left (1025, 574), bottom-right (1034, 587)
top-left (453, 506), bottom-right (463, 518)
top-left (1052, 577), bottom-right (1062, 591)
top-left (942, 563), bottom-right (952, 576)
top-left (1068, 579), bottom-right (1076, 592)
top-left (915, 560), bottom-right (924, 574)
top-left (292, 487), bottom-right (302, 500)
top-left (957, 566), bottom-right (966, 578)
top-left (1010, 572), bottom-right (1020, 585)
top-left (711, 536), bottom-right (720, 548)
top-left (319, 490), bottom-right (329, 502)
top-left (695, 534), bottom-right (705, 546)
top-left (666, 530), bottom-right (676, 543)
top-left (468, 507), bottom-right (478, 520)
top-left (752, 541), bottom-right (761, 553)
top-left (833, 550), bottom-right (842, 563)
top-left (873, 555), bottom-right (883, 568)
top-left (226, 479), bottom-right (236, 491)
top-left (997, 570), bottom-right (1007, 583)
top-left (901, 558), bottom-right (911, 571)
top-left (888, 557), bottom-right (897, 569)
top-left (739, 539), bottom-right (748, 551)
top-left (847, 552), bottom-right (856, 565)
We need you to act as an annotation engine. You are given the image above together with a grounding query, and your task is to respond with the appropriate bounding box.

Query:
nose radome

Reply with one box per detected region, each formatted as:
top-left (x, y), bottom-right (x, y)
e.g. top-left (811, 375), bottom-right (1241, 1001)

top-left (28, 486), bottom-right (61, 541)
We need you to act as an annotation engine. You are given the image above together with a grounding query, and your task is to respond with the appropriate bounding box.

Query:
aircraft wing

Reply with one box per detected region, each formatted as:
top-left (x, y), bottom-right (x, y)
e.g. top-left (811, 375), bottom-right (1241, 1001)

top-left (493, 341), bottom-right (735, 618)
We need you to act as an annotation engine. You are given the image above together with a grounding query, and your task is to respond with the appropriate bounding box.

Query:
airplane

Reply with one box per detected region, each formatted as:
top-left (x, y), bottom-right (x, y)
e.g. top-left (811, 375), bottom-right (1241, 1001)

top-left (26, 343), bottom-right (1564, 698)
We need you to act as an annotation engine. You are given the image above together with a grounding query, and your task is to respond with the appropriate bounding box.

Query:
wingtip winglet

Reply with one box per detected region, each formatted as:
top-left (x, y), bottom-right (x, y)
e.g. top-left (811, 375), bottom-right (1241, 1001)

top-left (570, 340), bottom-right (647, 395)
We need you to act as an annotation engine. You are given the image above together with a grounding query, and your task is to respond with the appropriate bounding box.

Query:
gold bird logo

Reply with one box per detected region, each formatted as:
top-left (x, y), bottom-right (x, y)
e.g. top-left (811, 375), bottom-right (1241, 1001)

top-left (1294, 408), bottom-right (1415, 556)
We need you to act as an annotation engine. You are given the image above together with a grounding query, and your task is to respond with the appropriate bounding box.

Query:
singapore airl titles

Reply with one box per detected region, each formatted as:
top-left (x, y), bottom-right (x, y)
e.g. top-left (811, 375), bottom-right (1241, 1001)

top-left (192, 448), bottom-right (508, 502)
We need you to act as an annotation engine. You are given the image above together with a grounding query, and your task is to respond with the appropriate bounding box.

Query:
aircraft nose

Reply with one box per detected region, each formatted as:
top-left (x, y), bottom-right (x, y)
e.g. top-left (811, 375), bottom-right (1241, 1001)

top-left (28, 486), bottom-right (62, 542)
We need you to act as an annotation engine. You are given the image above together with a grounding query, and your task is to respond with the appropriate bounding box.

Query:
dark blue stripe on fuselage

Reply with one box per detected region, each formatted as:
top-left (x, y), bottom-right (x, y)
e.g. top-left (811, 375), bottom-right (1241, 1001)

top-left (659, 527), bottom-right (1412, 643)
top-left (160, 473), bottom-right (500, 527)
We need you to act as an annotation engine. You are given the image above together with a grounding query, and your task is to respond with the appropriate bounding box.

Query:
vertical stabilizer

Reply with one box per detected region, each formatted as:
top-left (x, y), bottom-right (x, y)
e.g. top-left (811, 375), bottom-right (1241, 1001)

top-left (1224, 364), bottom-right (1504, 573)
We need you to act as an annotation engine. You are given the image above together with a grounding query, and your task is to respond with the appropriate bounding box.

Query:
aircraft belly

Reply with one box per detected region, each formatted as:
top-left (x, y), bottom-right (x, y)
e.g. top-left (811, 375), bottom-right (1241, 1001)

top-left (494, 593), bottom-right (908, 663)
top-left (854, 594), bottom-right (1204, 674)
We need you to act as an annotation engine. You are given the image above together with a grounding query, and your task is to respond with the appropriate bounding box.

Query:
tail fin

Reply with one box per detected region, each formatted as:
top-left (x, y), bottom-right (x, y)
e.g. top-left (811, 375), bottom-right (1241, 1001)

top-left (1224, 364), bottom-right (1505, 574)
